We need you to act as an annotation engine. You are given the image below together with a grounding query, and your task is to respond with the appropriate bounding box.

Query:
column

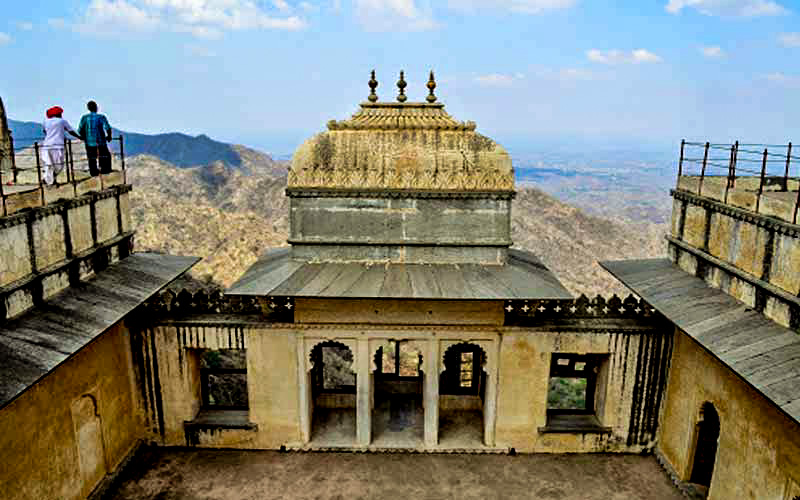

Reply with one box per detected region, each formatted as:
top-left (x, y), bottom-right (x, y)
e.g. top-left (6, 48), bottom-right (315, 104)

top-left (424, 338), bottom-right (439, 448)
top-left (296, 339), bottom-right (311, 443)
top-left (483, 341), bottom-right (499, 447)
top-left (356, 338), bottom-right (371, 446)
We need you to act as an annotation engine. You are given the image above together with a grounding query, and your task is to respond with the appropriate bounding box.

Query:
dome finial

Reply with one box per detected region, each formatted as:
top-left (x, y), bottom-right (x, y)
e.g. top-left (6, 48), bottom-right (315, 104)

top-left (426, 70), bottom-right (437, 103)
top-left (368, 69), bottom-right (378, 103)
top-left (396, 70), bottom-right (407, 103)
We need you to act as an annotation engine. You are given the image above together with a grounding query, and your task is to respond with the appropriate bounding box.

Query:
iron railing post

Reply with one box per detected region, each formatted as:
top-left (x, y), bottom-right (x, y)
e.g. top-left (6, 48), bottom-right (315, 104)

top-left (699, 142), bottom-right (710, 195)
top-left (756, 148), bottom-right (768, 213)
top-left (785, 142), bottom-right (793, 192)
top-left (724, 144), bottom-right (735, 204)
top-left (34, 142), bottom-right (45, 205)
top-left (9, 131), bottom-right (17, 183)
top-left (119, 135), bottom-right (126, 184)
top-left (678, 139), bottom-right (685, 176)
top-left (0, 155), bottom-right (5, 217)
top-left (731, 141), bottom-right (738, 190)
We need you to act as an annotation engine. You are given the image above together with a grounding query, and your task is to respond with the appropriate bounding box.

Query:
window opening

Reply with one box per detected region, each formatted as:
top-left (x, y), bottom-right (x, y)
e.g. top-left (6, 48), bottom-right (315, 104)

top-left (546, 354), bottom-right (601, 413)
top-left (690, 402), bottom-right (720, 489)
top-left (200, 349), bottom-right (248, 409)
top-left (460, 352), bottom-right (474, 388)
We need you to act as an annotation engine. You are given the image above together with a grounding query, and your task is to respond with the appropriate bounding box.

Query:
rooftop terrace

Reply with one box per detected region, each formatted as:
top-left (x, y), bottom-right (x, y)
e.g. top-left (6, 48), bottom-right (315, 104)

top-left (676, 140), bottom-right (799, 224)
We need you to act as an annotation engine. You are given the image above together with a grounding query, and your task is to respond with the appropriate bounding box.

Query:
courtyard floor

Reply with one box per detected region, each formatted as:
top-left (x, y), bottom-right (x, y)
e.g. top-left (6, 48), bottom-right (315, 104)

top-left (104, 447), bottom-right (684, 500)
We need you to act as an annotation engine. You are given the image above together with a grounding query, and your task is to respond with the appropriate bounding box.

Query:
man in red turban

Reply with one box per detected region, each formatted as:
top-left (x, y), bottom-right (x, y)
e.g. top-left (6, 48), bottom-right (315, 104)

top-left (41, 106), bottom-right (80, 185)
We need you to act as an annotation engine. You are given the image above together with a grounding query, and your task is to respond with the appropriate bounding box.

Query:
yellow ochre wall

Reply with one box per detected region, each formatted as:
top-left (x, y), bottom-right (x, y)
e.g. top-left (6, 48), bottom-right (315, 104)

top-left (0, 322), bottom-right (142, 500)
top-left (658, 329), bottom-right (800, 500)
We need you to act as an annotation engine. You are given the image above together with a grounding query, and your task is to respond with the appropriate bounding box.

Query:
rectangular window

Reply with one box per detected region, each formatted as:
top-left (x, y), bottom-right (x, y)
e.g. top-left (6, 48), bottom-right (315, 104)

top-left (321, 345), bottom-right (356, 391)
top-left (541, 353), bottom-right (611, 434)
top-left (460, 352), bottom-right (474, 388)
top-left (200, 349), bottom-right (248, 409)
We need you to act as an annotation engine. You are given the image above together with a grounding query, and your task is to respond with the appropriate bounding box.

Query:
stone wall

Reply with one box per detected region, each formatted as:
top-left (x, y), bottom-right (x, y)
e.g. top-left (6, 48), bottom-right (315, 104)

top-left (135, 293), bottom-right (670, 454)
top-left (669, 188), bottom-right (800, 330)
top-left (0, 321), bottom-right (143, 500)
top-left (657, 328), bottom-right (800, 500)
top-left (0, 184), bottom-right (133, 321)
top-left (287, 191), bottom-right (512, 264)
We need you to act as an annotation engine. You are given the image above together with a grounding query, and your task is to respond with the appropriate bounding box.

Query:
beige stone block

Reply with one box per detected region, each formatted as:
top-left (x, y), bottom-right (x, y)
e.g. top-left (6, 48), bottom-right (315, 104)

top-left (769, 234), bottom-right (800, 295)
top-left (295, 299), bottom-right (504, 325)
top-left (728, 277), bottom-right (755, 308)
top-left (758, 191), bottom-right (797, 224)
top-left (0, 223), bottom-right (32, 287)
top-left (682, 205), bottom-right (707, 249)
top-left (68, 205), bottom-right (93, 254)
top-left (678, 251), bottom-right (698, 276)
top-left (119, 192), bottom-right (131, 233)
top-left (5, 287), bottom-right (34, 319)
top-left (42, 270), bottom-right (70, 300)
top-left (43, 184), bottom-right (75, 205)
top-left (32, 213), bottom-right (66, 270)
top-left (731, 222), bottom-right (767, 277)
top-left (677, 176), bottom-right (700, 194)
top-left (763, 297), bottom-right (791, 328)
top-left (670, 199), bottom-right (684, 238)
top-left (5, 189), bottom-right (42, 216)
top-left (76, 176), bottom-right (101, 196)
top-left (700, 177), bottom-right (726, 201)
top-left (728, 190), bottom-right (757, 211)
top-left (708, 213), bottom-right (734, 261)
top-left (95, 197), bottom-right (118, 243)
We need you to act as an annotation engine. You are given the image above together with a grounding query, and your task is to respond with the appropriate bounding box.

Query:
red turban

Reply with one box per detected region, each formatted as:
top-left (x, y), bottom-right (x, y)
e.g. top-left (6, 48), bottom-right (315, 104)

top-left (46, 106), bottom-right (63, 118)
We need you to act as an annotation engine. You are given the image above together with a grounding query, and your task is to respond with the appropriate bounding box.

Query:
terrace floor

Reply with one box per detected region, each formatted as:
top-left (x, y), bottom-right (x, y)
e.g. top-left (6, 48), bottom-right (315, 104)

top-left (104, 447), bottom-right (685, 500)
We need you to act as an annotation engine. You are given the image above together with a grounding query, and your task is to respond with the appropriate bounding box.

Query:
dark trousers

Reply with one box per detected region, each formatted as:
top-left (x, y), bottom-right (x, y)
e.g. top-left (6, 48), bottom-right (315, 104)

top-left (86, 144), bottom-right (112, 176)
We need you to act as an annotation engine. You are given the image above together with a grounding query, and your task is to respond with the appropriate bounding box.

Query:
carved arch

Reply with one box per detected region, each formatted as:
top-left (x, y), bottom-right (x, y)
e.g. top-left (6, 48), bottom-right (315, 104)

top-left (439, 339), bottom-right (495, 375)
top-left (368, 338), bottom-right (425, 373)
top-left (304, 338), bottom-right (357, 372)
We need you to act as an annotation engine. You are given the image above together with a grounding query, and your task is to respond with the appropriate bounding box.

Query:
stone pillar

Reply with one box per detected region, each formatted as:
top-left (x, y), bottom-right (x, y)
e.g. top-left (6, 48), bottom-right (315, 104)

top-left (297, 339), bottom-right (311, 444)
top-left (483, 341), bottom-right (499, 447)
top-left (424, 339), bottom-right (439, 448)
top-left (356, 338), bottom-right (371, 446)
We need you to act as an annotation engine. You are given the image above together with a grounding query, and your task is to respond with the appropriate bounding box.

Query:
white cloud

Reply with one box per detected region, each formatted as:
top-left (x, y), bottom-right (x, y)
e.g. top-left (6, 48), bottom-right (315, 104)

top-left (474, 73), bottom-right (523, 86)
top-left (665, 0), bottom-right (787, 17)
top-left (354, 0), bottom-right (437, 31)
top-left (701, 45), bottom-right (724, 57)
top-left (300, 1), bottom-right (316, 10)
top-left (447, 0), bottom-right (575, 14)
top-left (0, 33), bottom-right (10, 45)
top-left (765, 72), bottom-right (800, 87)
top-left (71, 0), bottom-right (307, 38)
top-left (48, 18), bottom-right (67, 29)
top-left (587, 49), bottom-right (662, 65)
top-left (779, 32), bottom-right (800, 47)
top-left (16, 22), bottom-right (34, 31)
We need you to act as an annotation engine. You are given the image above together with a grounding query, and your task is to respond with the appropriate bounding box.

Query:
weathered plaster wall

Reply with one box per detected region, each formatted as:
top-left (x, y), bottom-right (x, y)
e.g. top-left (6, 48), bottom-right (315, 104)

top-left (136, 324), bottom-right (302, 449)
top-left (0, 322), bottom-right (142, 500)
top-left (495, 327), bottom-right (671, 453)
top-left (295, 298), bottom-right (504, 325)
top-left (0, 185), bottom-right (133, 321)
top-left (657, 329), bottom-right (800, 500)
top-left (670, 190), bottom-right (800, 330)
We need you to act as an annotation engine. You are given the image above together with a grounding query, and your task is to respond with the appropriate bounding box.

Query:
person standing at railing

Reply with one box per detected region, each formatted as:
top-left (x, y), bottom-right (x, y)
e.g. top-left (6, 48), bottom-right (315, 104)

top-left (41, 106), bottom-right (81, 186)
top-left (77, 100), bottom-right (113, 177)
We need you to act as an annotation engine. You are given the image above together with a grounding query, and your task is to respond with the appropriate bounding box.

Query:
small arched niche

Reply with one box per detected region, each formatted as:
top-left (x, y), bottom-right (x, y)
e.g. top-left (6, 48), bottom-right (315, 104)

top-left (689, 402), bottom-right (720, 496)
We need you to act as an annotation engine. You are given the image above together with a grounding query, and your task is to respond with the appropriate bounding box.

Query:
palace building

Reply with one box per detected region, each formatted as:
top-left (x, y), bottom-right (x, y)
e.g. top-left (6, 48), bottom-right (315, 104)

top-left (0, 73), bottom-right (798, 500)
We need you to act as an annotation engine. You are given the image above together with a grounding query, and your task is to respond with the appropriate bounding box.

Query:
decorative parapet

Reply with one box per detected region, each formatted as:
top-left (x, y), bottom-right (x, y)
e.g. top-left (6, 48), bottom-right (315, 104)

top-left (142, 288), bottom-right (294, 321)
top-left (504, 294), bottom-right (659, 323)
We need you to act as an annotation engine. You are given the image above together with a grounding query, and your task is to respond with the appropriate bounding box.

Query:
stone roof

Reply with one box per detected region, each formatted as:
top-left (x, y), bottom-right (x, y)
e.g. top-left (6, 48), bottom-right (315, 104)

top-left (227, 247), bottom-right (572, 299)
top-left (601, 258), bottom-right (800, 426)
top-left (0, 253), bottom-right (198, 409)
top-left (288, 73), bottom-right (513, 192)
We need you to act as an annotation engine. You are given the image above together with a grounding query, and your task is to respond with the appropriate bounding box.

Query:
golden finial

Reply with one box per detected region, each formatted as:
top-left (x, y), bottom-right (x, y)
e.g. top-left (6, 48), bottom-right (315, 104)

top-left (368, 69), bottom-right (378, 103)
top-left (426, 70), bottom-right (437, 103)
top-left (396, 70), bottom-right (407, 103)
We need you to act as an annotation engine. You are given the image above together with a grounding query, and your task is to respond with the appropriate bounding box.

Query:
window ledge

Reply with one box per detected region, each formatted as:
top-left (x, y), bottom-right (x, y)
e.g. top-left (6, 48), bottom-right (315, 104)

top-left (184, 409), bottom-right (257, 431)
top-left (538, 414), bottom-right (612, 434)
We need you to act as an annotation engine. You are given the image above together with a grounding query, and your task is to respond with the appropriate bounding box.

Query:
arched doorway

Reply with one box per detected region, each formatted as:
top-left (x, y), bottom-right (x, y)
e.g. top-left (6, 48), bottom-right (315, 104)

top-left (309, 341), bottom-right (356, 445)
top-left (689, 402), bottom-right (720, 496)
top-left (371, 340), bottom-right (424, 447)
top-left (438, 342), bottom-right (487, 447)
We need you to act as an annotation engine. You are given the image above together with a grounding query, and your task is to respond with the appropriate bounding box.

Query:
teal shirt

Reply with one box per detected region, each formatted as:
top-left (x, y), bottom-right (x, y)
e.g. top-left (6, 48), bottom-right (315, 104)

top-left (78, 112), bottom-right (112, 147)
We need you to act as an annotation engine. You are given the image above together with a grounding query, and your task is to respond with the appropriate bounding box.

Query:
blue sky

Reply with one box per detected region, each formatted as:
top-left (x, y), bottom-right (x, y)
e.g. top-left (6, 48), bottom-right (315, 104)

top-left (1, 0), bottom-right (799, 155)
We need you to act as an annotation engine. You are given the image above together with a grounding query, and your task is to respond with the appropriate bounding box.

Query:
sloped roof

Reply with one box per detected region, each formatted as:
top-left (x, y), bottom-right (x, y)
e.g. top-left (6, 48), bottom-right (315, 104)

top-left (0, 253), bottom-right (198, 409)
top-left (227, 248), bottom-right (572, 300)
top-left (601, 258), bottom-right (800, 425)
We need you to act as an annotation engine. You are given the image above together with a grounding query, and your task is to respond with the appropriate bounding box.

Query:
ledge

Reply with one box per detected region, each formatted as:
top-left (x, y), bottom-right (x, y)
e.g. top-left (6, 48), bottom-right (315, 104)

top-left (184, 409), bottom-right (257, 431)
top-left (538, 414), bottom-right (612, 434)
top-left (286, 187), bottom-right (515, 200)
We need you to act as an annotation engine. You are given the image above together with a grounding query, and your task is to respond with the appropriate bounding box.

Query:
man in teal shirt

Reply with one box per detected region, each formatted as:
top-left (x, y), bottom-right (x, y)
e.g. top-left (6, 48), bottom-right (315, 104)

top-left (77, 100), bottom-right (113, 176)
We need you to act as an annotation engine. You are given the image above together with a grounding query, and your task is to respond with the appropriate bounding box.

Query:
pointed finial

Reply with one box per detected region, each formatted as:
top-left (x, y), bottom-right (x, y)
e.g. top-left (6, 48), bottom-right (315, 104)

top-left (426, 70), bottom-right (437, 103)
top-left (368, 69), bottom-right (378, 103)
top-left (396, 70), bottom-right (407, 103)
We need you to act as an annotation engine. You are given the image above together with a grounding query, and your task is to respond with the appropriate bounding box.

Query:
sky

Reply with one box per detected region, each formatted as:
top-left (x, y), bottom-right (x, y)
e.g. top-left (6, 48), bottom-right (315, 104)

top-left (1, 0), bottom-right (799, 156)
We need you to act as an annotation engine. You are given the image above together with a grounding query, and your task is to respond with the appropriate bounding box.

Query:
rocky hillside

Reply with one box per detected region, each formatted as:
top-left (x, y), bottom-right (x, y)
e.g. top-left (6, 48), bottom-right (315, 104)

top-left (126, 153), bottom-right (667, 297)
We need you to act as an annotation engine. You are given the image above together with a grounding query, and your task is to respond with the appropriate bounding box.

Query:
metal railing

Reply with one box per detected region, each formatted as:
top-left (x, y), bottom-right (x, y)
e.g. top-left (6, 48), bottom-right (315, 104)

top-left (0, 135), bottom-right (126, 217)
top-left (677, 139), bottom-right (800, 223)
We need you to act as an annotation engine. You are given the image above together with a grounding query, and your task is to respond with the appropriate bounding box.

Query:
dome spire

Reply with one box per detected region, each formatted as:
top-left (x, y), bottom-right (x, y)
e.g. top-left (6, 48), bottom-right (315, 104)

top-left (367, 69), bottom-right (378, 103)
top-left (426, 70), bottom-right (437, 103)
top-left (396, 70), bottom-right (407, 103)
